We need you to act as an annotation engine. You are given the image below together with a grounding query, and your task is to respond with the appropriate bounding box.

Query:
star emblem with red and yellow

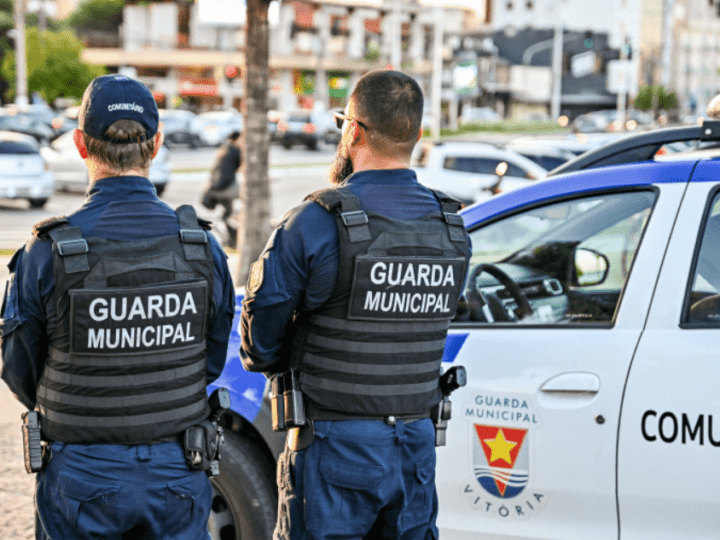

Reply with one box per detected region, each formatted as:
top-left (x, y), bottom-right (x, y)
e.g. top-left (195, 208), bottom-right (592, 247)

top-left (475, 425), bottom-right (528, 497)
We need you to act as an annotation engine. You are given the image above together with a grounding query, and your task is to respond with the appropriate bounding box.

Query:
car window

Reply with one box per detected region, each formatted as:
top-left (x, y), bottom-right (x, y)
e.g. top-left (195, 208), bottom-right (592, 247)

top-left (455, 190), bottom-right (656, 326)
top-left (0, 140), bottom-right (38, 154)
top-left (444, 156), bottom-right (499, 175)
top-left (685, 191), bottom-right (720, 324)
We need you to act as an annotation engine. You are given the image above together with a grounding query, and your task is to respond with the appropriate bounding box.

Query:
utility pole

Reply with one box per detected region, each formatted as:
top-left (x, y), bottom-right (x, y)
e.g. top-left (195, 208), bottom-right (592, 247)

top-left (14, 0), bottom-right (28, 106)
top-left (390, 0), bottom-right (402, 70)
top-left (661, 0), bottom-right (674, 88)
top-left (616, 0), bottom-right (628, 128)
top-left (237, 0), bottom-right (272, 284)
top-left (431, 6), bottom-right (443, 139)
top-left (550, 5), bottom-right (563, 120)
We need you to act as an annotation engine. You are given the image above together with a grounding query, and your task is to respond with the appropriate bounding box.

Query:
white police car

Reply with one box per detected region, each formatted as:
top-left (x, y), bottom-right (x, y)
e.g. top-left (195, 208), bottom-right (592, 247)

top-left (206, 121), bottom-right (720, 539)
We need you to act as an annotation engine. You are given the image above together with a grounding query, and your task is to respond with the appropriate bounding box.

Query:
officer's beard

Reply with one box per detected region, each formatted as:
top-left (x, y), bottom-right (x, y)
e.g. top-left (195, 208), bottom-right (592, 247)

top-left (328, 142), bottom-right (354, 185)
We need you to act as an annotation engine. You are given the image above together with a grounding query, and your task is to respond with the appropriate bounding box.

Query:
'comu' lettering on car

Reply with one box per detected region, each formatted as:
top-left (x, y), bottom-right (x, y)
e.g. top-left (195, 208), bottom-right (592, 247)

top-left (348, 256), bottom-right (467, 321)
top-left (69, 281), bottom-right (208, 354)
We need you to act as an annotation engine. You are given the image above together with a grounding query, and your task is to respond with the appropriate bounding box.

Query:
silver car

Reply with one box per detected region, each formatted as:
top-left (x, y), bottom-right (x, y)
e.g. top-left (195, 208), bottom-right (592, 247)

top-left (0, 131), bottom-right (54, 209)
top-left (41, 131), bottom-right (171, 196)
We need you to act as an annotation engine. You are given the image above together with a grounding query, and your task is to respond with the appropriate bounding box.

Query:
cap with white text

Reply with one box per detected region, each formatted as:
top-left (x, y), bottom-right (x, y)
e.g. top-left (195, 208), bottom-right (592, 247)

top-left (79, 75), bottom-right (159, 142)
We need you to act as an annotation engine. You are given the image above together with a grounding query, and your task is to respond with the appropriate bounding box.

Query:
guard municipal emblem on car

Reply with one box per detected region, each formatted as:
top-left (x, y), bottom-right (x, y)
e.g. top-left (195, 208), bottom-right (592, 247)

top-left (461, 392), bottom-right (547, 519)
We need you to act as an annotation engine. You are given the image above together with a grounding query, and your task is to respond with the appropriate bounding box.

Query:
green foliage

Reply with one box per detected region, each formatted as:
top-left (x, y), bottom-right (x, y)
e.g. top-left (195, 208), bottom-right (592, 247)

top-left (68, 0), bottom-right (124, 34)
top-left (422, 120), bottom-right (566, 139)
top-left (1, 28), bottom-right (105, 104)
top-left (634, 85), bottom-right (678, 111)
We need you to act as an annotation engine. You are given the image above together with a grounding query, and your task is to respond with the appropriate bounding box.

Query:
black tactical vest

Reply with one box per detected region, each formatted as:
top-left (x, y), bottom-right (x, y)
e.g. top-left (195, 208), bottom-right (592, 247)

top-left (35, 206), bottom-right (215, 444)
top-left (290, 187), bottom-right (470, 419)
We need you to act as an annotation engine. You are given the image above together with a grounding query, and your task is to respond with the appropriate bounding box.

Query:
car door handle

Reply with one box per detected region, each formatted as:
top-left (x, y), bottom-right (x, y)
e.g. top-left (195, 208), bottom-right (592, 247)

top-left (540, 372), bottom-right (600, 394)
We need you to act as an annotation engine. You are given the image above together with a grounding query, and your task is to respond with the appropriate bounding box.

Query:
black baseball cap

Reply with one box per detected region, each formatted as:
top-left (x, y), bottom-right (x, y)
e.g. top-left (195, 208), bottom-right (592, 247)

top-left (79, 75), bottom-right (159, 142)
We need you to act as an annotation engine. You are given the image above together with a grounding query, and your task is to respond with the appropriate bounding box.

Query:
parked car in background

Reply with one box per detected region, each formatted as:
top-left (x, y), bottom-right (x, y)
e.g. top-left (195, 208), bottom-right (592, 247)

top-left (276, 110), bottom-right (335, 150)
top-left (412, 141), bottom-right (548, 205)
top-left (50, 106), bottom-right (79, 139)
top-left (159, 109), bottom-right (200, 148)
top-left (191, 110), bottom-right (244, 146)
top-left (0, 107), bottom-right (55, 145)
top-left (41, 130), bottom-right (171, 196)
top-left (0, 131), bottom-right (54, 208)
top-left (505, 141), bottom-right (576, 171)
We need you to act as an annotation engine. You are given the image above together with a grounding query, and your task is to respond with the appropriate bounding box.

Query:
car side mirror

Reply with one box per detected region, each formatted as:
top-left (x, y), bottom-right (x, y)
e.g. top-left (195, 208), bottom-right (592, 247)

top-left (495, 162), bottom-right (508, 177)
top-left (574, 248), bottom-right (609, 286)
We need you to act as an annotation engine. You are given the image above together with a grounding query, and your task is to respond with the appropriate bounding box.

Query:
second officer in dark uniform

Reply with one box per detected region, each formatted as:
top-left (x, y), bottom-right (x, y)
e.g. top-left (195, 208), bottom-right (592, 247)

top-left (0, 75), bottom-right (235, 540)
top-left (241, 70), bottom-right (471, 540)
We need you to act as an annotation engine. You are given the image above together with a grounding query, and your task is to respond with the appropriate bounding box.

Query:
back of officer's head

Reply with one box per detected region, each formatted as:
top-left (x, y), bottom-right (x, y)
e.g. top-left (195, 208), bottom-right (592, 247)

top-left (78, 75), bottom-right (160, 172)
top-left (350, 70), bottom-right (423, 158)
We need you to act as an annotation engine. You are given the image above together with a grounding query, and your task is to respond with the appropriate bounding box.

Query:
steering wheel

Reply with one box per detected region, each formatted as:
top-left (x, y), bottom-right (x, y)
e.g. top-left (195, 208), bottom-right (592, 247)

top-left (466, 263), bottom-right (534, 322)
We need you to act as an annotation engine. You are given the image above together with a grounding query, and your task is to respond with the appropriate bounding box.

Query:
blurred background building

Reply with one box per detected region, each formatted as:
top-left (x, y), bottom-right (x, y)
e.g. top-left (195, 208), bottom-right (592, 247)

top-left (16, 0), bottom-right (720, 123)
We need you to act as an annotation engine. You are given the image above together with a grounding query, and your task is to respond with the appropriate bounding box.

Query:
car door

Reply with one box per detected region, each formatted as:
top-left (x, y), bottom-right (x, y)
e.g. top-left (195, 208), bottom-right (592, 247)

top-left (436, 173), bottom-right (688, 540)
top-left (617, 161), bottom-right (720, 539)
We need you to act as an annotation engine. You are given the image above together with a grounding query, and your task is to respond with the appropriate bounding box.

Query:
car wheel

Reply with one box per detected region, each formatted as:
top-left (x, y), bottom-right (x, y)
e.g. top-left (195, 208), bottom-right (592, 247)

top-left (27, 198), bottom-right (48, 209)
top-left (155, 184), bottom-right (167, 197)
top-left (306, 140), bottom-right (318, 151)
top-left (208, 431), bottom-right (278, 540)
top-left (282, 142), bottom-right (292, 149)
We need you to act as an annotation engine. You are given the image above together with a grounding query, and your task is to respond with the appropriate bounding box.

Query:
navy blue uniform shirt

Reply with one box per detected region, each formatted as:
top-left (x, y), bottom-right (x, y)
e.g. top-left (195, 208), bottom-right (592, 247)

top-left (240, 168), bottom-right (471, 374)
top-left (0, 176), bottom-right (235, 410)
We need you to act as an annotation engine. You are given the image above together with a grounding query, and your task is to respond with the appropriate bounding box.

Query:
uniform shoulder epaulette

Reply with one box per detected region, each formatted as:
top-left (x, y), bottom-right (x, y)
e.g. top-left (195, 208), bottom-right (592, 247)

top-left (197, 217), bottom-right (212, 231)
top-left (32, 216), bottom-right (68, 239)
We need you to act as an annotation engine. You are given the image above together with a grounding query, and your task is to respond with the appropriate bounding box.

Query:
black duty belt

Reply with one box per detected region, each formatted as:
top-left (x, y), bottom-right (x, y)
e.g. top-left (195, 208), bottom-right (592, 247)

top-left (305, 403), bottom-right (431, 425)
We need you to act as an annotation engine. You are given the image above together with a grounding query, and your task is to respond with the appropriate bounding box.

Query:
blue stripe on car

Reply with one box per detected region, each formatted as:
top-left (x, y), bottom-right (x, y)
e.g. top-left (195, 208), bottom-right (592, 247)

top-left (442, 333), bottom-right (469, 363)
top-left (207, 296), bottom-right (267, 422)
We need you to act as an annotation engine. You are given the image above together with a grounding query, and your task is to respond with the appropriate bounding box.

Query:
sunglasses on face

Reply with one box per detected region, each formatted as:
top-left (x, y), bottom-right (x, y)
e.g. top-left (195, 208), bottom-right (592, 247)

top-left (334, 112), bottom-right (369, 131)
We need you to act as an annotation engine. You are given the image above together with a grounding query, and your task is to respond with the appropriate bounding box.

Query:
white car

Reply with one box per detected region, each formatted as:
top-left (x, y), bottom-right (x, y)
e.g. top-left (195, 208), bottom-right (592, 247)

top-left (412, 141), bottom-right (548, 205)
top-left (0, 131), bottom-right (54, 209)
top-left (191, 110), bottom-right (244, 147)
top-left (40, 130), bottom-right (171, 196)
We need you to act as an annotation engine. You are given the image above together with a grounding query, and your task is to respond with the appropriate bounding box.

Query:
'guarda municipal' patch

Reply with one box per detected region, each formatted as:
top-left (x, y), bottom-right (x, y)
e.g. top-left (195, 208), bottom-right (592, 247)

top-left (69, 281), bottom-right (207, 354)
top-left (348, 255), bottom-right (467, 321)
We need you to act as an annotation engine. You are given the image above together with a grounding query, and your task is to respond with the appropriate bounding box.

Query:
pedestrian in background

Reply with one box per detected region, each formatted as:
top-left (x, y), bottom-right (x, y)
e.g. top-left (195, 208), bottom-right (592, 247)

top-left (0, 74), bottom-right (235, 540)
top-left (201, 130), bottom-right (242, 248)
top-left (240, 69), bottom-right (471, 540)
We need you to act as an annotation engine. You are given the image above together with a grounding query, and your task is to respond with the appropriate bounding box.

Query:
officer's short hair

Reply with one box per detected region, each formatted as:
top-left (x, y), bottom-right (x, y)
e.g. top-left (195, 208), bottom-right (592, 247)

top-left (351, 70), bottom-right (424, 158)
top-left (82, 120), bottom-right (157, 172)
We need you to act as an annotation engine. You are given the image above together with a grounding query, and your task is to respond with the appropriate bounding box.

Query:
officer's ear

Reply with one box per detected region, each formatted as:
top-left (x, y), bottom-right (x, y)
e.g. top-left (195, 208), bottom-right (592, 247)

top-left (152, 129), bottom-right (164, 159)
top-left (72, 128), bottom-right (88, 160)
top-left (349, 120), bottom-right (362, 145)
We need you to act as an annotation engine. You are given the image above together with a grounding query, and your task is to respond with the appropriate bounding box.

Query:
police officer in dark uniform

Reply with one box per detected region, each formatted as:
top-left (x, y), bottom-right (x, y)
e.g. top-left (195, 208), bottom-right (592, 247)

top-left (0, 75), bottom-right (235, 540)
top-left (240, 70), bottom-right (471, 540)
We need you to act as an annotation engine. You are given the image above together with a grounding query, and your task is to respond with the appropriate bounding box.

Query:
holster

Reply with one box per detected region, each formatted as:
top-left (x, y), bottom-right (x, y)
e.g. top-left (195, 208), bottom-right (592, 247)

top-left (183, 420), bottom-right (224, 476)
top-left (21, 411), bottom-right (50, 474)
top-left (287, 420), bottom-right (315, 452)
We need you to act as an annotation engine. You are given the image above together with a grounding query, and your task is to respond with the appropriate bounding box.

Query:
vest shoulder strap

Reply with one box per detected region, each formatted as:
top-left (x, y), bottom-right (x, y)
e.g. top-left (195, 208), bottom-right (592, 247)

top-left (305, 187), bottom-right (370, 243)
top-left (428, 188), bottom-right (463, 213)
top-left (428, 189), bottom-right (467, 243)
top-left (32, 215), bottom-right (69, 239)
top-left (175, 205), bottom-right (209, 261)
top-left (47, 225), bottom-right (90, 274)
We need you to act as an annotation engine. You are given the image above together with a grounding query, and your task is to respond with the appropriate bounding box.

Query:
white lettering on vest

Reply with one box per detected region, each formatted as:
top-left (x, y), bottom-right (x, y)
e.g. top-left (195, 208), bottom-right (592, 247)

top-left (90, 298), bottom-right (108, 322)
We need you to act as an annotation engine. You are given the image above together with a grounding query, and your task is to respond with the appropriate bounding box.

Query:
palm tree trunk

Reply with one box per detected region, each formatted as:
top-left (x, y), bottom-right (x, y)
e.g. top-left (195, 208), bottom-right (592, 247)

top-left (237, 0), bottom-right (272, 284)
